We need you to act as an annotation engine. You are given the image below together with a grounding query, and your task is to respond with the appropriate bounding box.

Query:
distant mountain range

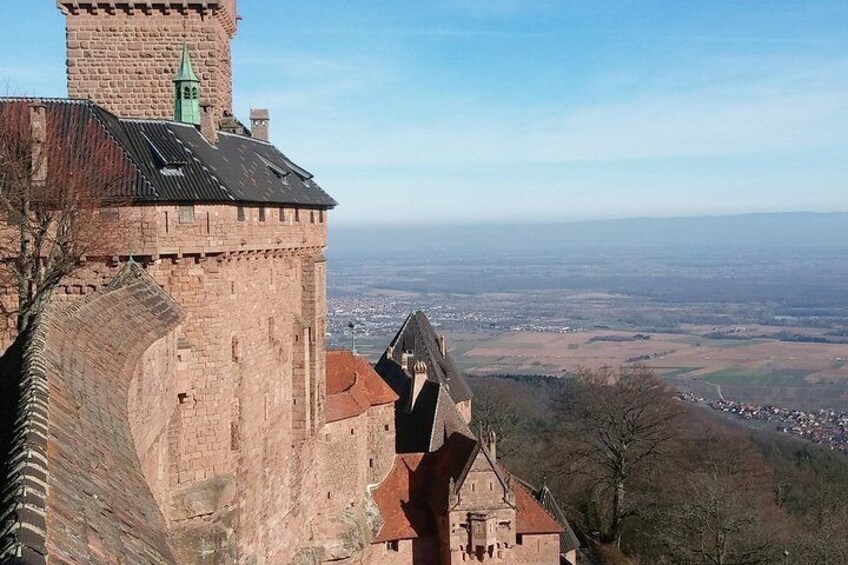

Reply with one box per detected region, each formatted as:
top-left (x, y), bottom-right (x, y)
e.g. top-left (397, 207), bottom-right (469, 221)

top-left (328, 212), bottom-right (848, 259)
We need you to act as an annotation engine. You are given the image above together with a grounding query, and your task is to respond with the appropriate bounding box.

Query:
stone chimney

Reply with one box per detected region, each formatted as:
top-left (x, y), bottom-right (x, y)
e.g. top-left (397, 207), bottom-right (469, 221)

top-left (250, 109), bottom-right (270, 142)
top-left (200, 103), bottom-right (218, 144)
top-left (401, 351), bottom-right (412, 373)
top-left (438, 334), bottom-right (447, 356)
top-left (29, 102), bottom-right (47, 183)
top-left (407, 360), bottom-right (428, 413)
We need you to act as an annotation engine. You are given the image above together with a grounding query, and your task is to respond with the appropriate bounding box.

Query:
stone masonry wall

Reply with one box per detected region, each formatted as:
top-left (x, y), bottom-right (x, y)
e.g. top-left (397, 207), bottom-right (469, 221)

top-left (362, 537), bottom-right (440, 565)
top-left (510, 534), bottom-right (561, 565)
top-left (128, 333), bottom-right (180, 515)
top-left (320, 415), bottom-right (369, 515)
top-left (367, 404), bottom-right (396, 487)
top-left (60, 2), bottom-right (237, 125)
top-left (41, 264), bottom-right (183, 563)
top-left (0, 201), bottom-right (330, 563)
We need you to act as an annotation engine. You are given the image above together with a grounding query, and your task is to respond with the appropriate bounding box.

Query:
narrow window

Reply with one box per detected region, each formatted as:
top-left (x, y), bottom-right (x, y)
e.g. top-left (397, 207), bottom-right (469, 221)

top-left (206, 211), bottom-right (211, 234)
top-left (179, 205), bottom-right (195, 224)
top-left (237, 206), bottom-right (245, 222)
top-left (279, 207), bottom-right (286, 222)
top-left (310, 211), bottom-right (315, 224)
top-left (259, 207), bottom-right (266, 222)
top-left (191, 87), bottom-right (198, 100)
top-left (183, 86), bottom-right (191, 100)
top-left (369, 458), bottom-right (374, 468)
top-left (294, 208), bottom-right (300, 222)
top-left (319, 210), bottom-right (324, 223)
top-left (516, 534), bottom-right (524, 546)
top-left (100, 208), bottom-right (120, 222)
top-left (164, 211), bottom-right (170, 233)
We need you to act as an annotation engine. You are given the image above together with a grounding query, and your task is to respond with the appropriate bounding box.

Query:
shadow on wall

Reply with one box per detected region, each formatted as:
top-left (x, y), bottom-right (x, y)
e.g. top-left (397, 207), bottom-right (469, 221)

top-left (0, 333), bottom-right (25, 498)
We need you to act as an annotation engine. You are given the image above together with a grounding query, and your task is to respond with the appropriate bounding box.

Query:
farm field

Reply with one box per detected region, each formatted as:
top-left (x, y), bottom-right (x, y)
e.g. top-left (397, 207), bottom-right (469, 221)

top-left (450, 328), bottom-right (848, 409)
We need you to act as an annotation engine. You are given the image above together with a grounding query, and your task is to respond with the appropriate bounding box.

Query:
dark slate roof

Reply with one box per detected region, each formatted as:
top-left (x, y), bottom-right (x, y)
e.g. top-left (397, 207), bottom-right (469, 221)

top-left (536, 484), bottom-right (581, 554)
top-left (374, 355), bottom-right (474, 453)
top-left (0, 98), bottom-right (336, 207)
top-left (376, 311), bottom-right (473, 403)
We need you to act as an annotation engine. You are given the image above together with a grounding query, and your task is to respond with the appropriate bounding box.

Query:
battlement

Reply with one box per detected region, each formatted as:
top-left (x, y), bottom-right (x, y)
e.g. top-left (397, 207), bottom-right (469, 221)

top-left (58, 1), bottom-right (238, 34)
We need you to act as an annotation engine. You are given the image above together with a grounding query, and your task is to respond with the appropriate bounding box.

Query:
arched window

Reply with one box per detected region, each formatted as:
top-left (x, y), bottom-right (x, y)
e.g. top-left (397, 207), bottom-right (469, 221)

top-left (183, 86), bottom-right (191, 100)
top-left (191, 87), bottom-right (198, 100)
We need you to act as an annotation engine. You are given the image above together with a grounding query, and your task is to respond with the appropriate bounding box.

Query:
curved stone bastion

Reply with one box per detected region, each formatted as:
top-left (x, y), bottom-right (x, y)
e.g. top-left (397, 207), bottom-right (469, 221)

top-left (1, 262), bottom-right (184, 564)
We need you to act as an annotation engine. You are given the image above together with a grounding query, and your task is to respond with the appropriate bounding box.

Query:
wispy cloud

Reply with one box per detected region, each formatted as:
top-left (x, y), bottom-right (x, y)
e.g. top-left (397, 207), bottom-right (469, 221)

top-left (279, 56), bottom-right (848, 168)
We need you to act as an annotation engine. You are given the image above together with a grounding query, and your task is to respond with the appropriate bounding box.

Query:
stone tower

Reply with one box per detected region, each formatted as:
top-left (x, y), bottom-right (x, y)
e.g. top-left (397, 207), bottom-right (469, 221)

top-left (58, 1), bottom-right (238, 126)
top-left (173, 44), bottom-right (201, 125)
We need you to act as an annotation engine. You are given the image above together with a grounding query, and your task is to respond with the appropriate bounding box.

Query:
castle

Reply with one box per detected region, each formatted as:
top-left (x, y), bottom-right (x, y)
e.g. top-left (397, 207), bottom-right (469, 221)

top-left (0, 3), bottom-right (577, 564)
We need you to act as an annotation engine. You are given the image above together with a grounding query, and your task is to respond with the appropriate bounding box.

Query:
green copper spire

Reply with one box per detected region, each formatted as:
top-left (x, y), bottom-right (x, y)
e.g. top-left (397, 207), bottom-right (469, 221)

top-left (173, 43), bottom-right (201, 126)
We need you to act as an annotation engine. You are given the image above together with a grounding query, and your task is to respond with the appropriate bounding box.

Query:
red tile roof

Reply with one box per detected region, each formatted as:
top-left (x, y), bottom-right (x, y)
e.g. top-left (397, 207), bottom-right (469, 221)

top-left (371, 454), bottom-right (435, 543)
top-left (326, 350), bottom-right (398, 423)
top-left (371, 434), bottom-right (562, 544)
top-left (515, 483), bottom-right (564, 535)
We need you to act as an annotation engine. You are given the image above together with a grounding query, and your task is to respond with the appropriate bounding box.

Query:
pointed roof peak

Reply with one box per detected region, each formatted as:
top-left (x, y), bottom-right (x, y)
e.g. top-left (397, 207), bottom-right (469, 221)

top-left (174, 43), bottom-right (199, 83)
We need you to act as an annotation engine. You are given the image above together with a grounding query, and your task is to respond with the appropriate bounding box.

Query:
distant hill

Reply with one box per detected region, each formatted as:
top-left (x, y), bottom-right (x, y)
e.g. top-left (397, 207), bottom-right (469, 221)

top-left (328, 212), bottom-right (848, 260)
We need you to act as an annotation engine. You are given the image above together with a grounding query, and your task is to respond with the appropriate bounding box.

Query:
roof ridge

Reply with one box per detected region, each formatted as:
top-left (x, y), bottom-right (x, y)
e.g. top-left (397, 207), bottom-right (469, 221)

top-left (0, 310), bottom-right (53, 564)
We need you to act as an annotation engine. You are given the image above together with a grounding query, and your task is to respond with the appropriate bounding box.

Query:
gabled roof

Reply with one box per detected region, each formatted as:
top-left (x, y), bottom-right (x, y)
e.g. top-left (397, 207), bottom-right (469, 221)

top-left (0, 98), bottom-right (336, 207)
top-left (376, 311), bottom-right (473, 404)
top-left (325, 350), bottom-right (398, 423)
top-left (371, 434), bottom-right (564, 545)
top-left (370, 454), bottom-right (434, 543)
top-left (514, 484), bottom-right (564, 536)
top-left (374, 356), bottom-right (474, 453)
top-left (536, 484), bottom-right (581, 552)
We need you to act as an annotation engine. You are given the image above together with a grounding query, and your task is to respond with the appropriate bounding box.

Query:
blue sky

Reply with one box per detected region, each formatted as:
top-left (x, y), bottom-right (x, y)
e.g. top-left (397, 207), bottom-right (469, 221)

top-left (1, 1), bottom-right (847, 226)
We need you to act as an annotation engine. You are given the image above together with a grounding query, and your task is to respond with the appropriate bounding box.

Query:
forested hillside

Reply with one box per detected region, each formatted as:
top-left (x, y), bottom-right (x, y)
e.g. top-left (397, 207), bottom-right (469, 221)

top-left (469, 372), bottom-right (848, 565)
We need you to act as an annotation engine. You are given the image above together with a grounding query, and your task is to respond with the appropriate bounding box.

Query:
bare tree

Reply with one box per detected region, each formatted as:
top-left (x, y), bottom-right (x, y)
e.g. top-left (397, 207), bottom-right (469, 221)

top-left (559, 365), bottom-right (684, 548)
top-left (656, 433), bottom-right (786, 565)
top-left (0, 100), bottom-right (133, 335)
top-left (471, 380), bottom-right (523, 460)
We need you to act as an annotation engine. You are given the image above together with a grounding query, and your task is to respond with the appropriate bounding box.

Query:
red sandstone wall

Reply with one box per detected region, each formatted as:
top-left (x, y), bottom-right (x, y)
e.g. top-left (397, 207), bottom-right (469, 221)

top-left (363, 537), bottom-right (440, 565)
top-left (60, 3), bottom-right (236, 124)
top-left (510, 534), bottom-right (561, 564)
top-left (128, 333), bottom-right (180, 514)
top-left (320, 415), bottom-right (369, 513)
top-left (0, 203), bottom-right (331, 563)
top-left (367, 404), bottom-right (396, 486)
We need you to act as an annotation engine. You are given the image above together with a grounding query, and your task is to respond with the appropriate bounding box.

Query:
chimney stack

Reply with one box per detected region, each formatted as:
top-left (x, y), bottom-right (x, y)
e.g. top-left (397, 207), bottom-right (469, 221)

top-left (401, 351), bottom-right (413, 373)
top-left (200, 102), bottom-right (218, 144)
top-left (250, 109), bottom-right (270, 142)
top-left (407, 360), bottom-right (428, 413)
top-left (29, 102), bottom-right (47, 183)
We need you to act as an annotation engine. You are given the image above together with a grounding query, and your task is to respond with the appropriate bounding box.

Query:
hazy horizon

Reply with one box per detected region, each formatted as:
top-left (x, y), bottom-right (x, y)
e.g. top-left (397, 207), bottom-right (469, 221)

top-left (327, 210), bottom-right (848, 259)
